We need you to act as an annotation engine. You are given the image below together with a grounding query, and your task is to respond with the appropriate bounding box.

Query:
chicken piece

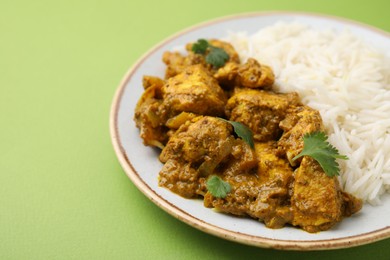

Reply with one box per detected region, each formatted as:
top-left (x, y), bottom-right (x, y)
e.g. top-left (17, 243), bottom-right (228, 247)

top-left (159, 158), bottom-right (202, 198)
top-left (163, 39), bottom-right (241, 79)
top-left (134, 78), bottom-right (168, 149)
top-left (162, 51), bottom-right (186, 79)
top-left (278, 105), bottom-right (325, 166)
top-left (142, 75), bottom-right (165, 90)
top-left (159, 116), bottom-right (238, 198)
top-left (276, 105), bottom-right (362, 232)
top-left (214, 58), bottom-right (275, 89)
top-left (225, 89), bottom-right (300, 142)
top-left (187, 39), bottom-right (241, 64)
top-left (341, 191), bottom-right (363, 217)
top-left (291, 156), bottom-right (362, 233)
top-left (204, 171), bottom-right (260, 216)
top-left (237, 58), bottom-right (275, 88)
top-left (213, 61), bottom-right (239, 88)
top-left (204, 141), bottom-right (294, 229)
top-left (160, 64), bottom-right (227, 120)
top-left (162, 51), bottom-right (208, 79)
top-left (222, 138), bottom-right (258, 177)
top-left (254, 142), bottom-right (295, 228)
top-left (165, 111), bottom-right (199, 130)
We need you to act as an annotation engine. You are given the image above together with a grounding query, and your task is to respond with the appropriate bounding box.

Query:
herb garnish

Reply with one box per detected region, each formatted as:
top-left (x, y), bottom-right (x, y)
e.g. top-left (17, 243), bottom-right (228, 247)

top-left (192, 39), bottom-right (230, 68)
top-left (192, 39), bottom-right (209, 53)
top-left (219, 118), bottom-right (254, 148)
top-left (206, 175), bottom-right (231, 198)
top-left (293, 131), bottom-right (348, 177)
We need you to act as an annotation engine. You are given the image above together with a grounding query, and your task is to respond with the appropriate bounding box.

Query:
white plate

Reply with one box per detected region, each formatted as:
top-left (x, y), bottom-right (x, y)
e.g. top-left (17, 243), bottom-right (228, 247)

top-left (110, 12), bottom-right (390, 250)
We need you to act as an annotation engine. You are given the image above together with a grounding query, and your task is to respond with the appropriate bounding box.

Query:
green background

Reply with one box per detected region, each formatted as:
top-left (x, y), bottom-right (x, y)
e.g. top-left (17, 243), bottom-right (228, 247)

top-left (1, 0), bottom-right (390, 259)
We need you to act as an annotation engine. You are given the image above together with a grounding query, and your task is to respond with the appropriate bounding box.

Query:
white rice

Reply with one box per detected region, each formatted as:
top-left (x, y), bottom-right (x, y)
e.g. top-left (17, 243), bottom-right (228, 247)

top-left (226, 22), bottom-right (390, 205)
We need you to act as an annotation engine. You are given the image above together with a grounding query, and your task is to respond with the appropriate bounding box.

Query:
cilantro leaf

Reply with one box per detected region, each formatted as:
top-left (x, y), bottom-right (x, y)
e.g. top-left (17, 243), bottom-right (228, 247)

top-left (192, 39), bottom-right (209, 54)
top-left (191, 39), bottom-right (230, 68)
top-left (228, 121), bottom-right (254, 149)
top-left (218, 118), bottom-right (254, 148)
top-left (206, 47), bottom-right (230, 68)
top-left (206, 175), bottom-right (231, 198)
top-left (292, 131), bottom-right (348, 177)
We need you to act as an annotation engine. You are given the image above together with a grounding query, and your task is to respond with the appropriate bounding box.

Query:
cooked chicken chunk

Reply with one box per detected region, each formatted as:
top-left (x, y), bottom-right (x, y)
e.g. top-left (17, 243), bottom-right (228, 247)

top-left (221, 138), bottom-right (258, 177)
top-left (160, 65), bottom-right (227, 121)
top-left (212, 61), bottom-right (239, 87)
top-left (159, 116), bottom-right (253, 198)
top-left (278, 105), bottom-right (325, 166)
top-left (291, 156), bottom-right (362, 232)
top-left (185, 39), bottom-right (240, 65)
top-left (276, 105), bottom-right (362, 232)
top-left (214, 58), bottom-right (275, 89)
top-left (237, 58), bottom-right (274, 88)
top-left (226, 89), bottom-right (300, 142)
top-left (160, 116), bottom-right (233, 165)
top-left (134, 76), bottom-right (167, 148)
top-left (165, 111), bottom-right (198, 130)
top-left (163, 39), bottom-right (240, 79)
top-left (135, 65), bottom-right (228, 148)
top-left (142, 75), bottom-right (165, 90)
top-left (162, 51), bottom-right (207, 79)
top-left (204, 141), bottom-right (294, 229)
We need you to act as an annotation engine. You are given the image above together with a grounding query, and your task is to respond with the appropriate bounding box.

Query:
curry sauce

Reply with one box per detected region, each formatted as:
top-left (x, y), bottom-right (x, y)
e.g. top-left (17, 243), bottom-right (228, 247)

top-left (134, 39), bottom-right (362, 233)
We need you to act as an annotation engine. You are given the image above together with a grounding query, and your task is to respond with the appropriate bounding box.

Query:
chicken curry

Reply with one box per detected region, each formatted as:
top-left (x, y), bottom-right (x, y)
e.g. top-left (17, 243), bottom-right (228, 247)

top-left (134, 39), bottom-right (362, 233)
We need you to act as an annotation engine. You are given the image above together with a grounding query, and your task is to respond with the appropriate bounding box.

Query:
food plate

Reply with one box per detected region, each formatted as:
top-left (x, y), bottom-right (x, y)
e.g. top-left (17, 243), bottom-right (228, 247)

top-left (110, 12), bottom-right (390, 250)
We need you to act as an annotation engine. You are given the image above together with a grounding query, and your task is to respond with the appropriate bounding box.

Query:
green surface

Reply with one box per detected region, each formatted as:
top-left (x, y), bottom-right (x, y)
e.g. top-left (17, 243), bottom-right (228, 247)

top-left (1, 0), bottom-right (390, 259)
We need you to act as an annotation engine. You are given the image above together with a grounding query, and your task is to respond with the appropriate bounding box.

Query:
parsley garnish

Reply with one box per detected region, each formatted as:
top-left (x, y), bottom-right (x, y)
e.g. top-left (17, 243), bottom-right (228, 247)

top-left (192, 39), bottom-right (230, 68)
top-left (219, 118), bottom-right (254, 148)
top-left (205, 48), bottom-right (229, 68)
top-left (293, 131), bottom-right (348, 177)
top-left (192, 39), bottom-right (209, 54)
top-left (206, 175), bottom-right (231, 198)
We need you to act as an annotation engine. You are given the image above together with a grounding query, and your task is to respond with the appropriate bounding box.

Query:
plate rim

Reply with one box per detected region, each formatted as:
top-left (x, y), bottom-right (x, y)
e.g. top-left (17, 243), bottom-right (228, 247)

top-left (109, 11), bottom-right (390, 250)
